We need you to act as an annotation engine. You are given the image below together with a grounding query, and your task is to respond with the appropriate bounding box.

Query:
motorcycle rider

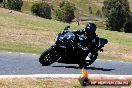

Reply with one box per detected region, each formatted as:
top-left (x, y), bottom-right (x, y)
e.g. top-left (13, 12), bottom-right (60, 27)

top-left (71, 23), bottom-right (101, 65)
top-left (72, 23), bottom-right (100, 52)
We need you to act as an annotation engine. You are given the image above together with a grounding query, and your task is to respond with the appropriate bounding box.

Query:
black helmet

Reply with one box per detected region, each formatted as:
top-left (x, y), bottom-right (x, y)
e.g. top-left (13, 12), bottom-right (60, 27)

top-left (85, 23), bottom-right (96, 33)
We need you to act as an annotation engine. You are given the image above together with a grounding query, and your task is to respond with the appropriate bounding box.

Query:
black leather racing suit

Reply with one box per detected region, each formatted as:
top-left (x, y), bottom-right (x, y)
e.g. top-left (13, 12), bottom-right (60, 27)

top-left (72, 29), bottom-right (100, 60)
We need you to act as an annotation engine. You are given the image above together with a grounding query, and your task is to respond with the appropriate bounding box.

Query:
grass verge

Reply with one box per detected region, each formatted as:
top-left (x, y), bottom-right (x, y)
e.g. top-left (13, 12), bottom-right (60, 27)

top-left (0, 78), bottom-right (131, 88)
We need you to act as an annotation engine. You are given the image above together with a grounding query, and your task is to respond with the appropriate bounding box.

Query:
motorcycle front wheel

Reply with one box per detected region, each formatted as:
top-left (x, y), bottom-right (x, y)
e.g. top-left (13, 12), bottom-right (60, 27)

top-left (39, 47), bottom-right (59, 66)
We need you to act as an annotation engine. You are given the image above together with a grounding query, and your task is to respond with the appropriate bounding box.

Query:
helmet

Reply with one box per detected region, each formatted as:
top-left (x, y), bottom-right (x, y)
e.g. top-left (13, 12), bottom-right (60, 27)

top-left (85, 23), bottom-right (96, 34)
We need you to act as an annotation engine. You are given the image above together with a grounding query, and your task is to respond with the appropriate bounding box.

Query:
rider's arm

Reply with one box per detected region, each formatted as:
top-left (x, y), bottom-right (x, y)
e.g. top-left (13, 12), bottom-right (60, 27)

top-left (72, 29), bottom-right (85, 35)
top-left (90, 34), bottom-right (100, 49)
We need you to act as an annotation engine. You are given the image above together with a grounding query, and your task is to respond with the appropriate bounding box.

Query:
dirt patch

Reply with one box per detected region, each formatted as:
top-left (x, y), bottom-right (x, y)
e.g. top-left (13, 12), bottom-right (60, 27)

top-left (102, 42), bottom-right (132, 61)
top-left (0, 78), bottom-right (79, 88)
top-left (0, 26), bottom-right (56, 46)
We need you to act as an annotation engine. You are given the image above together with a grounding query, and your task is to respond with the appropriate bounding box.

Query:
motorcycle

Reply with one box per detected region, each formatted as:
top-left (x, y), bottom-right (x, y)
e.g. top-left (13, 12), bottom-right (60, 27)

top-left (39, 26), bottom-right (108, 68)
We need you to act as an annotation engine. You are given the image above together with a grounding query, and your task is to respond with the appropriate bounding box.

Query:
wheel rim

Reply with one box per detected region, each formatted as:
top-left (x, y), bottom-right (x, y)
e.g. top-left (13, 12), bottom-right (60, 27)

top-left (43, 53), bottom-right (54, 64)
top-left (40, 49), bottom-right (59, 66)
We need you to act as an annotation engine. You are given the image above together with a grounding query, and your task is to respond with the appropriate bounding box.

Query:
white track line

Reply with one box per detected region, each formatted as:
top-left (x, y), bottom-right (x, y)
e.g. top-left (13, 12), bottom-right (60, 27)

top-left (0, 74), bottom-right (132, 79)
top-left (8, 52), bottom-right (12, 54)
top-left (6, 52), bottom-right (38, 56)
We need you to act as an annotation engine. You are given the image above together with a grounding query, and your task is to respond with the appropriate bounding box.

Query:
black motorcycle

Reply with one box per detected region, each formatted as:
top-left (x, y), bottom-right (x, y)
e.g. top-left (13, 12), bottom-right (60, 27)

top-left (39, 26), bottom-right (108, 68)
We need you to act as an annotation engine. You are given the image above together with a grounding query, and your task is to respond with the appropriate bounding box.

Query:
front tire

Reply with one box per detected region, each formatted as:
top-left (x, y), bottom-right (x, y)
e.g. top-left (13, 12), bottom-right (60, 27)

top-left (39, 47), bottom-right (59, 66)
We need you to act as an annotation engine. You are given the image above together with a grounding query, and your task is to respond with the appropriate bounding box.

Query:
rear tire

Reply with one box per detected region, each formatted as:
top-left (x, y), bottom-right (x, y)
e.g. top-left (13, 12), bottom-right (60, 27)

top-left (39, 47), bottom-right (59, 66)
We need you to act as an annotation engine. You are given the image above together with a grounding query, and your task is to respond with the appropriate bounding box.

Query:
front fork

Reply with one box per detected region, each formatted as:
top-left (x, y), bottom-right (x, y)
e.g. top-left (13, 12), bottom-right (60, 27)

top-left (51, 44), bottom-right (66, 59)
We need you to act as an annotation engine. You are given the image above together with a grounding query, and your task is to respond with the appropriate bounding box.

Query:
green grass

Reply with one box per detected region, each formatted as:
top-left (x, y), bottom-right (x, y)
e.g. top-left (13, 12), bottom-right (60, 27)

top-left (0, 43), bottom-right (44, 54)
top-left (97, 29), bottom-right (132, 46)
top-left (0, 8), bottom-right (80, 31)
top-left (21, 1), bottom-right (33, 14)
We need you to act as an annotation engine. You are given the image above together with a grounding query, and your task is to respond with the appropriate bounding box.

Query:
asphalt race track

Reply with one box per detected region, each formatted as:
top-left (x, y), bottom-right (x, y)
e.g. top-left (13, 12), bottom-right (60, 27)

top-left (0, 52), bottom-right (132, 75)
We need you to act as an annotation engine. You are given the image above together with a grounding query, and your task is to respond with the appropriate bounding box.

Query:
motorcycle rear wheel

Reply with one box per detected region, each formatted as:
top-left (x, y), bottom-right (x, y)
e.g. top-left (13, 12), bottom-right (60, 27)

top-left (39, 47), bottom-right (59, 66)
